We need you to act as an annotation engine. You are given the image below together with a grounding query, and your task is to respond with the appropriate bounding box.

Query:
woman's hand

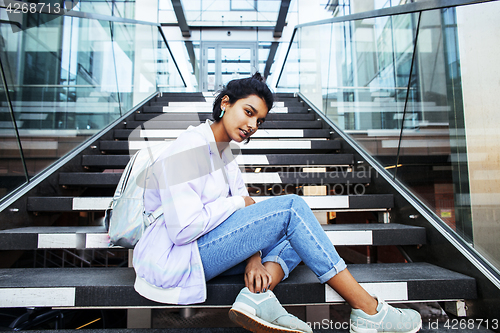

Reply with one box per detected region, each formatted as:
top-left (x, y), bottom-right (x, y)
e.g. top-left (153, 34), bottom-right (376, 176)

top-left (245, 252), bottom-right (272, 293)
top-left (243, 196), bottom-right (255, 207)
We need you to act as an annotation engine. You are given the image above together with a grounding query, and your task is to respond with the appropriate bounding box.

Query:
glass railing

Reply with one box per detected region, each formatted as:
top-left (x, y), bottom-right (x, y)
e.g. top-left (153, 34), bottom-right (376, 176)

top-left (0, 6), bottom-right (186, 204)
top-left (276, 0), bottom-right (500, 272)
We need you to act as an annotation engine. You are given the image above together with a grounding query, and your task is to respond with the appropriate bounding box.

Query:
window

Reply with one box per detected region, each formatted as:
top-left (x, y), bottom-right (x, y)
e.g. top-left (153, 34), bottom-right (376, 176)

top-left (230, 0), bottom-right (257, 11)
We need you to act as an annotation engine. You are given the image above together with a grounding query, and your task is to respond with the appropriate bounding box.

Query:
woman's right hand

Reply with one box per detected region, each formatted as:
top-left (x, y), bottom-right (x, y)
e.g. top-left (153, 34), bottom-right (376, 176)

top-left (243, 196), bottom-right (255, 207)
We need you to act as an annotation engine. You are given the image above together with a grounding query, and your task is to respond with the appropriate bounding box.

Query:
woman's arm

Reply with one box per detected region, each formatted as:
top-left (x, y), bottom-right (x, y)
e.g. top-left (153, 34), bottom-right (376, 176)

top-left (154, 137), bottom-right (246, 246)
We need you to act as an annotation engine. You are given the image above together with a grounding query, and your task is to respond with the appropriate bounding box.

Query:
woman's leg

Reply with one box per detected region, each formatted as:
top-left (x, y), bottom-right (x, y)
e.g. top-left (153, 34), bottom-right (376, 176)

top-left (198, 210), bottom-right (303, 282)
top-left (261, 237), bottom-right (299, 290)
top-left (200, 194), bottom-right (419, 332)
top-left (198, 195), bottom-right (355, 294)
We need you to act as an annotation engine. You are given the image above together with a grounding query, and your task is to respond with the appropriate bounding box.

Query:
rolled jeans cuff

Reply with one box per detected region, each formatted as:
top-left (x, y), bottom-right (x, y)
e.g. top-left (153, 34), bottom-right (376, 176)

top-left (317, 260), bottom-right (347, 284)
top-left (262, 255), bottom-right (290, 281)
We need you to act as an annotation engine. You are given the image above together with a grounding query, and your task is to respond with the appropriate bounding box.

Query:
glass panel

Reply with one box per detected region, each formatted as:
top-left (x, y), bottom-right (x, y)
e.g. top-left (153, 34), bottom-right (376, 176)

top-left (258, 43), bottom-right (271, 76)
top-left (0, 12), bottom-right (120, 183)
top-left (156, 34), bottom-right (187, 92)
top-left (296, 14), bottom-right (416, 171)
top-left (220, 47), bottom-right (252, 85)
top-left (0, 61), bottom-right (28, 197)
top-left (207, 46), bottom-right (216, 92)
top-left (0, 9), bottom-right (170, 202)
top-left (397, 9), bottom-right (466, 239)
top-left (112, 22), bottom-right (157, 110)
top-left (456, 1), bottom-right (500, 271)
top-left (76, 0), bottom-right (155, 22)
top-left (275, 40), bottom-right (299, 92)
top-left (397, 2), bottom-right (500, 272)
top-left (298, 23), bottom-right (333, 112)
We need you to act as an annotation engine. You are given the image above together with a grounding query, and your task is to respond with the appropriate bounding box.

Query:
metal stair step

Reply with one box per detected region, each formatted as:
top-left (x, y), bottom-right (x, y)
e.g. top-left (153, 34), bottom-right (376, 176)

top-left (0, 263), bottom-right (477, 307)
top-left (27, 194), bottom-right (393, 213)
top-left (134, 112), bottom-right (315, 122)
top-left (58, 171), bottom-right (371, 187)
top-left (0, 222), bottom-right (423, 250)
top-left (124, 120), bottom-right (323, 129)
top-left (98, 140), bottom-right (340, 153)
top-left (153, 93), bottom-right (206, 100)
top-left (143, 106), bottom-right (309, 114)
top-left (81, 154), bottom-right (354, 168)
top-left (147, 101), bottom-right (305, 108)
top-left (114, 129), bottom-right (331, 140)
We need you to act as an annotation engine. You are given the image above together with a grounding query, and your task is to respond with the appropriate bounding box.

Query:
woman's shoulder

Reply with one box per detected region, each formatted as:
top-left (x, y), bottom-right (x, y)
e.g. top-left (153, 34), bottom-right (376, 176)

top-left (163, 125), bottom-right (210, 158)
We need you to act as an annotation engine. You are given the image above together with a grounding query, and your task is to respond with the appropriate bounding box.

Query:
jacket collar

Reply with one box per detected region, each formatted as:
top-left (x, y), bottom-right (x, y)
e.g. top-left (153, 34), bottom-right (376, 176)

top-left (194, 119), bottom-right (235, 164)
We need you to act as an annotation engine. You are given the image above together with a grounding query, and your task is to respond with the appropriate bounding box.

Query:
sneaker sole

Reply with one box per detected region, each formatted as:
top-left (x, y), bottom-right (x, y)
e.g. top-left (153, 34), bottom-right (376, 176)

top-left (229, 308), bottom-right (306, 333)
top-left (349, 320), bottom-right (422, 333)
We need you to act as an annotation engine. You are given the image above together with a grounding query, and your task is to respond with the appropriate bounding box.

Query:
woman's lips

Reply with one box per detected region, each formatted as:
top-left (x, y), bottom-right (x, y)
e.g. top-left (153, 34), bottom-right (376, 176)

top-left (239, 129), bottom-right (249, 139)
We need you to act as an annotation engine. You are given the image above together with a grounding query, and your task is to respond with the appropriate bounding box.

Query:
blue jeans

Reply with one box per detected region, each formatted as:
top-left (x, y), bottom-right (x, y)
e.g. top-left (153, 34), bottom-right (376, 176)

top-left (198, 194), bottom-right (347, 283)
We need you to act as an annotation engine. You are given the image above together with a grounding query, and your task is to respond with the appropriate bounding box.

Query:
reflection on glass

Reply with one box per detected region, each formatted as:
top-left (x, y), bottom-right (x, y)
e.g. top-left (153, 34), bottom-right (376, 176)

top-left (295, 14), bottom-right (417, 170)
top-left (112, 22), bottom-right (158, 108)
top-left (281, 1), bottom-right (500, 272)
top-left (74, 0), bottom-right (142, 22)
top-left (0, 8), bottom-right (167, 202)
top-left (275, 41), bottom-right (299, 92)
top-left (157, 36), bottom-right (188, 92)
top-left (397, 9), bottom-right (467, 241)
top-left (0, 81), bottom-right (28, 197)
top-left (220, 47), bottom-right (251, 85)
top-left (453, 2), bottom-right (500, 271)
top-left (3, 13), bottom-right (122, 182)
top-left (207, 47), bottom-right (216, 91)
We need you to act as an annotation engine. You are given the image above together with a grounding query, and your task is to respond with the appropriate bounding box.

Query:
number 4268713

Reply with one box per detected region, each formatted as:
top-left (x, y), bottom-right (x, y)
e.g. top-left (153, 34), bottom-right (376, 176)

top-left (6, 2), bottom-right (61, 14)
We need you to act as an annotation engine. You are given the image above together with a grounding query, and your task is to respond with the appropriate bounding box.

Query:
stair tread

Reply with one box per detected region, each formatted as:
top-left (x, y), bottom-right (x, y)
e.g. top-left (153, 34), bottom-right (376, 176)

top-left (99, 140), bottom-right (341, 152)
top-left (27, 194), bottom-right (394, 212)
top-left (58, 171), bottom-right (371, 186)
top-left (134, 112), bottom-right (315, 121)
top-left (0, 223), bottom-right (424, 249)
top-left (114, 129), bottom-right (330, 139)
top-left (0, 263), bottom-right (477, 307)
top-left (142, 106), bottom-right (309, 114)
top-left (124, 120), bottom-right (322, 129)
top-left (81, 154), bottom-right (354, 168)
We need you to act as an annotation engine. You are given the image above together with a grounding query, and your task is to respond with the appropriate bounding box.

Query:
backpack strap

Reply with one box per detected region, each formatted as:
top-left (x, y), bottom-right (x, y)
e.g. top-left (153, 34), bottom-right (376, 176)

top-left (145, 206), bottom-right (164, 226)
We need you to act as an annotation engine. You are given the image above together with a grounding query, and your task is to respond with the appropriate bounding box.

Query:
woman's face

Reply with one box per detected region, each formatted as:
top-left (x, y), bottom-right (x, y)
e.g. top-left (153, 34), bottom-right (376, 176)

top-left (220, 94), bottom-right (268, 143)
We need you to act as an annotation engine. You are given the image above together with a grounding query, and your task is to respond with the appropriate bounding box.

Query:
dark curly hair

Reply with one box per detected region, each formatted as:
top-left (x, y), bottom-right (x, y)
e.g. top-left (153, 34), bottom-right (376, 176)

top-left (212, 72), bottom-right (274, 121)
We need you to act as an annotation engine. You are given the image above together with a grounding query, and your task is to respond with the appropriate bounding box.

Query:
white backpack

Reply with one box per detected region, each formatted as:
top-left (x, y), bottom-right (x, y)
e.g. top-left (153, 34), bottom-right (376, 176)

top-left (105, 142), bottom-right (170, 248)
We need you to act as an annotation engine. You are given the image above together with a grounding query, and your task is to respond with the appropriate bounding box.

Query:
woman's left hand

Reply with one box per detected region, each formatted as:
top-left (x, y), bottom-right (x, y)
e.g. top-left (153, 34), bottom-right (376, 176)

top-left (244, 253), bottom-right (272, 293)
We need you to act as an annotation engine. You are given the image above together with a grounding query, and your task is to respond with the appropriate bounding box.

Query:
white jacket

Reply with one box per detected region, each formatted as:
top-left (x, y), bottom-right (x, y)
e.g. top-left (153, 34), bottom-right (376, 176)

top-left (133, 120), bottom-right (248, 304)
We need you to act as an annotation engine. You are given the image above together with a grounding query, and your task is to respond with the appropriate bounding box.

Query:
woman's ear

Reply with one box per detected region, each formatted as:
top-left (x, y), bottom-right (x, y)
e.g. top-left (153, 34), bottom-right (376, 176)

top-left (221, 95), bottom-right (230, 110)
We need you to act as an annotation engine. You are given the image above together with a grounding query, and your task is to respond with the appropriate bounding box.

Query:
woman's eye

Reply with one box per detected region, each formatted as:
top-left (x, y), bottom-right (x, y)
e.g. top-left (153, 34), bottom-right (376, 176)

top-left (245, 109), bottom-right (252, 115)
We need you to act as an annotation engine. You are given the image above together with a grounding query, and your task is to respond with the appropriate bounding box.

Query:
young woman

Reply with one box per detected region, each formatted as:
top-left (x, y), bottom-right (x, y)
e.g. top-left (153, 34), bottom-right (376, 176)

top-left (133, 73), bottom-right (422, 333)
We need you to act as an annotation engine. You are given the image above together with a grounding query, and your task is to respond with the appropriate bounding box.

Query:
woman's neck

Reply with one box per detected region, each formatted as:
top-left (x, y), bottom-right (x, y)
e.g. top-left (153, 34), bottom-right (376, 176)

top-left (210, 121), bottom-right (230, 157)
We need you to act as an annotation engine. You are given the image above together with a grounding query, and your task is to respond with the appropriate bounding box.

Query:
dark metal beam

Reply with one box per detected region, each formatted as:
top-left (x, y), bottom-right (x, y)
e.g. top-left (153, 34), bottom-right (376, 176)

top-left (274, 0), bottom-right (291, 38)
top-left (184, 41), bottom-right (197, 79)
top-left (171, 0), bottom-right (191, 37)
top-left (264, 42), bottom-right (279, 79)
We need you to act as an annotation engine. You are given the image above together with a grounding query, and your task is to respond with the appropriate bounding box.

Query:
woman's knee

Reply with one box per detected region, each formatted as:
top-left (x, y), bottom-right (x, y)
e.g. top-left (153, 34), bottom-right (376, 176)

top-left (288, 194), bottom-right (309, 209)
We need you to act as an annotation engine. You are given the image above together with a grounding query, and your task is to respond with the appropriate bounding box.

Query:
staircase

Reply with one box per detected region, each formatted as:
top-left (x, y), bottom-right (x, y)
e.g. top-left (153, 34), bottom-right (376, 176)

top-left (0, 92), bottom-right (477, 330)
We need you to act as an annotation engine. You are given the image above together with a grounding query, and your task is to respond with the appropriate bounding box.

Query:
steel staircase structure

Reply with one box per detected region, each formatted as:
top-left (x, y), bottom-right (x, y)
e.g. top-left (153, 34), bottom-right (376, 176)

top-left (0, 92), bottom-right (481, 330)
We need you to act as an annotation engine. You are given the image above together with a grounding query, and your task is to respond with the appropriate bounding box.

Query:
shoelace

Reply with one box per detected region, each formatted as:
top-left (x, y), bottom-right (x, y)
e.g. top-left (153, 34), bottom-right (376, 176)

top-left (389, 306), bottom-right (403, 315)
